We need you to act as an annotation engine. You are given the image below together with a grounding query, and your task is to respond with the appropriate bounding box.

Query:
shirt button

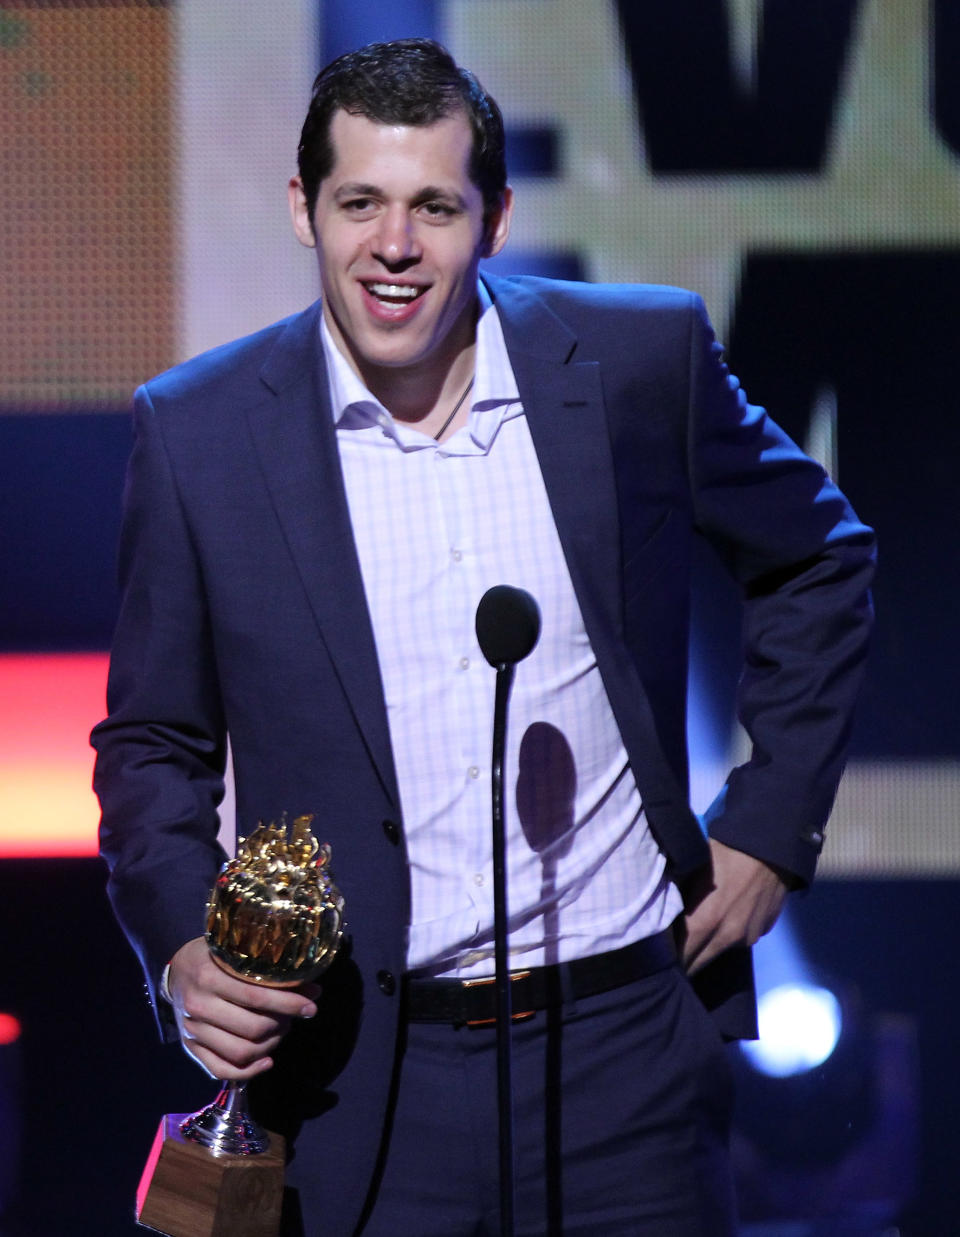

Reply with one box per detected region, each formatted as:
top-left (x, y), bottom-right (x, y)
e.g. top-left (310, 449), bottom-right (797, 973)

top-left (468, 766), bottom-right (479, 779)
top-left (459, 657), bottom-right (470, 670)
top-left (473, 873), bottom-right (485, 887)
top-left (377, 970), bottom-right (396, 996)
top-left (451, 549), bottom-right (463, 562)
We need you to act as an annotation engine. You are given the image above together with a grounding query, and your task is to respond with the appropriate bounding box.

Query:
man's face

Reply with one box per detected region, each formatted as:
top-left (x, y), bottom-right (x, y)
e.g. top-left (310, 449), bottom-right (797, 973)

top-left (290, 109), bottom-right (512, 389)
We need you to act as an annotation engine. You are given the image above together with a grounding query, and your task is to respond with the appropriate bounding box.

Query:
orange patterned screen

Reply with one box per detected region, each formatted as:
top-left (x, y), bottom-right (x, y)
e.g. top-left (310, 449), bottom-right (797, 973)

top-left (0, 2), bottom-right (174, 407)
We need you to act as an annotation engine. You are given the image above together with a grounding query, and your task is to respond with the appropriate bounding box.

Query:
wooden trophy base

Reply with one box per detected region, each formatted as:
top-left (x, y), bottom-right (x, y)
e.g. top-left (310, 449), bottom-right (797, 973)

top-left (136, 1114), bottom-right (287, 1237)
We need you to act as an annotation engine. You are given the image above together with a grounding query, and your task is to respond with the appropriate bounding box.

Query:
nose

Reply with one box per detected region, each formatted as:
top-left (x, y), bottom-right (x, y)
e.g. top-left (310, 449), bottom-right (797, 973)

top-left (372, 205), bottom-right (421, 267)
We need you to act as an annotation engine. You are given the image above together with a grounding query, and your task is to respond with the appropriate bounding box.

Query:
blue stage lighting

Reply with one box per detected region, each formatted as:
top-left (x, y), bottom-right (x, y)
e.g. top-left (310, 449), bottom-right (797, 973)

top-left (741, 982), bottom-right (843, 1077)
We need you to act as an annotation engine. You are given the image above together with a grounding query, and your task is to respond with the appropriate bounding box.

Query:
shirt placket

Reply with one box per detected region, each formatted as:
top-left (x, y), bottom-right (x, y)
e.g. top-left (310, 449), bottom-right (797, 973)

top-left (433, 446), bottom-right (496, 930)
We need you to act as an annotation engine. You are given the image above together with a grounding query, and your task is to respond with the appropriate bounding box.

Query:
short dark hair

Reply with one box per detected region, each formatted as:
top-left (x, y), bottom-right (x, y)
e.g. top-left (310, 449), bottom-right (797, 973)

top-left (297, 38), bottom-right (507, 232)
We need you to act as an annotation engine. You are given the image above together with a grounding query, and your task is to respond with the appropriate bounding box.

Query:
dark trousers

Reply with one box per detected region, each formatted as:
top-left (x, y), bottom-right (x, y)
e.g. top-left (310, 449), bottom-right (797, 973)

top-left (360, 964), bottom-right (738, 1236)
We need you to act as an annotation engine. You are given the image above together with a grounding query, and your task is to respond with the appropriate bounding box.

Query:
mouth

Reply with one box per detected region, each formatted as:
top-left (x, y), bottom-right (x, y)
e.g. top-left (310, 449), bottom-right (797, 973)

top-left (362, 281), bottom-right (428, 306)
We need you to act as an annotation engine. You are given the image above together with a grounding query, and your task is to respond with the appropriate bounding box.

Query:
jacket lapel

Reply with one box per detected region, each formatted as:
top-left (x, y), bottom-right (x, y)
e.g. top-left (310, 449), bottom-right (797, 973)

top-left (486, 275), bottom-right (695, 836)
top-left (484, 275), bottom-right (624, 641)
top-left (245, 302), bottom-right (400, 808)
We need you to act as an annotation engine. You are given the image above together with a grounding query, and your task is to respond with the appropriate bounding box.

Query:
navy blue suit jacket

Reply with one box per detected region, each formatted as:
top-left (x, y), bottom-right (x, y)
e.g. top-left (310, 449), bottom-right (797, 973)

top-left (93, 274), bottom-right (874, 1233)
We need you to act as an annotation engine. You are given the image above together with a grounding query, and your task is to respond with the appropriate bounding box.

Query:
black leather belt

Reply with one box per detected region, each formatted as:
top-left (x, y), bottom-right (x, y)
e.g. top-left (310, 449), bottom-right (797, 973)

top-left (404, 929), bottom-right (677, 1027)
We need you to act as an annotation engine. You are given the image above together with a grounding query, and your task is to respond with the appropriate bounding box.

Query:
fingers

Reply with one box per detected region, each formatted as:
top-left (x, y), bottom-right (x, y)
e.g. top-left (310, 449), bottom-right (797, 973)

top-left (682, 840), bottom-right (789, 974)
top-left (178, 1018), bottom-right (284, 1081)
top-left (682, 897), bottom-right (729, 974)
top-left (684, 911), bottom-right (738, 975)
top-left (184, 959), bottom-right (318, 1027)
top-left (169, 937), bottom-right (319, 1021)
top-left (167, 936), bottom-right (318, 1078)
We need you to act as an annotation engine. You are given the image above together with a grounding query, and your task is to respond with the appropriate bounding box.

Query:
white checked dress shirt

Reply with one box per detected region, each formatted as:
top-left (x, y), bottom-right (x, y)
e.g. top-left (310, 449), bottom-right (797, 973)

top-left (323, 288), bottom-right (682, 978)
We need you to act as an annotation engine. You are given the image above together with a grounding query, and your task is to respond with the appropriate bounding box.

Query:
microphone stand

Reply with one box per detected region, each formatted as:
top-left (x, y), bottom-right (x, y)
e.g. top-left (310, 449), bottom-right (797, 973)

top-left (490, 659), bottom-right (517, 1237)
top-left (475, 583), bottom-right (540, 1237)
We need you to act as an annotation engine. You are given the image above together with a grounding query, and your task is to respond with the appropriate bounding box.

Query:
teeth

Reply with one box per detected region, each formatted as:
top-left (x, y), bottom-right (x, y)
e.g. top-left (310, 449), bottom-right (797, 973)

top-left (366, 283), bottom-right (422, 300)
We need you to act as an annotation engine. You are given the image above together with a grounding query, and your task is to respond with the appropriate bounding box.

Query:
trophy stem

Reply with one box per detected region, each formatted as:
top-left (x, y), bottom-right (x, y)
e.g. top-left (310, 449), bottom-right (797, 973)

top-left (179, 1080), bottom-right (271, 1156)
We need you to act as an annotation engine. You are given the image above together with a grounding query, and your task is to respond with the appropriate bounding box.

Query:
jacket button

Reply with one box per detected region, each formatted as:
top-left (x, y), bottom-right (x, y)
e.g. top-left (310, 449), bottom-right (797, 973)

top-left (377, 970), bottom-right (396, 996)
top-left (382, 819), bottom-right (400, 845)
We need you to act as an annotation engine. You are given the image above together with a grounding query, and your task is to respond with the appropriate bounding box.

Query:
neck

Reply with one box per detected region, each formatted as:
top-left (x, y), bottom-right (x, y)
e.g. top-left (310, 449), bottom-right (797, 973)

top-left (326, 295), bottom-right (480, 433)
top-left (365, 343), bottom-right (476, 431)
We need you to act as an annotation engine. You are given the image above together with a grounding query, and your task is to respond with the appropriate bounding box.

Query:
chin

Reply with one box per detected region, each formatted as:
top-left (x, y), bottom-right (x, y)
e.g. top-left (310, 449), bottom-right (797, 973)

top-left (363, 341), bottom-right (431, 370)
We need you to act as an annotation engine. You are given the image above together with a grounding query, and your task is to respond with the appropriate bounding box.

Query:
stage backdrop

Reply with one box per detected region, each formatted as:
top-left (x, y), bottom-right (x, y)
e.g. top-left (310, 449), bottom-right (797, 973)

top-left (1, 0), bottom-right (956, 873)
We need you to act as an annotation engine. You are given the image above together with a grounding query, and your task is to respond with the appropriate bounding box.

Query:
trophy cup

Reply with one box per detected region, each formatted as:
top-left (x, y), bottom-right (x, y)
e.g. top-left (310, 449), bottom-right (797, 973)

top-left (136, 815), bottom-right (345, 1237)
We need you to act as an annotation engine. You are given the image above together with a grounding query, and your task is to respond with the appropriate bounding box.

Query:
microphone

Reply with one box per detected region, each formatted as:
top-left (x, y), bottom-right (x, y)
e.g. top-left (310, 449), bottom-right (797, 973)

top-left (475, 585), bottom-right (541, 668)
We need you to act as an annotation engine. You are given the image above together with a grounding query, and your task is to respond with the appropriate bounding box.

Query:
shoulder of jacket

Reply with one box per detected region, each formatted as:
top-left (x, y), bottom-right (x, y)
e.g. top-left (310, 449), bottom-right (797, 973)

top-left (138, 303), bottom-right (318, 408)
top-left (491, 272), bottom-right (700, 317)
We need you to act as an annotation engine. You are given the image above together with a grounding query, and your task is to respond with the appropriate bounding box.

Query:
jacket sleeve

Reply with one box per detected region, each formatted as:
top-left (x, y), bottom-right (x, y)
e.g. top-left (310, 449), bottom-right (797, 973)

top-left (91, 384), bottom-right (228, 1036)
top-left (685, 295), bottom-right (876, 885)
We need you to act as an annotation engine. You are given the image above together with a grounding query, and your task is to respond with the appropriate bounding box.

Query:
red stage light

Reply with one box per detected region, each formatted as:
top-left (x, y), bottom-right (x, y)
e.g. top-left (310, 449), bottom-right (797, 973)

top-left (0, 653), bottom-right (107, 858)
top-left (0, 1013), bottom-right (21, 1046)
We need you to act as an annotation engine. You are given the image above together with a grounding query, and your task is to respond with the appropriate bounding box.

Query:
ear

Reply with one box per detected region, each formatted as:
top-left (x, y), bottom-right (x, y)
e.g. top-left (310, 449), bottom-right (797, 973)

top-left (481, 186), bottom-right (514, 259)
top-left (288, 176), bottom-right (317, 249)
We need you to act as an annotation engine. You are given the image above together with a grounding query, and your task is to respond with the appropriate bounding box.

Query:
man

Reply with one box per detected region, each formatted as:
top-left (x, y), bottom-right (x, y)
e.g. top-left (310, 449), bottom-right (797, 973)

top-left (93, 38), bottom-right (875, 1237)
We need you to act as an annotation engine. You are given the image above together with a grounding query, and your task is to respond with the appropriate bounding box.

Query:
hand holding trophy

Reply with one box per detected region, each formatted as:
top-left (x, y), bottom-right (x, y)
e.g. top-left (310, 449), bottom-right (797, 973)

top-left (136, 815), bottom-right (345, 1237)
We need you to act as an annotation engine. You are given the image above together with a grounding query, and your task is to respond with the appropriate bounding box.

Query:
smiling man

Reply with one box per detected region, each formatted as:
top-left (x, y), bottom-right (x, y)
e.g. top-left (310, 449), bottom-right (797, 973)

top-left (93, 38), bottom-right (875, 1237)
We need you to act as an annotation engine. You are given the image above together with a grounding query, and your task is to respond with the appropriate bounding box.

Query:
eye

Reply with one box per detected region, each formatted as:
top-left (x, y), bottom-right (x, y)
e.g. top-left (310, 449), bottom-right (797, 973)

top-left (342, 197), bottom-right (378, 216)
top-left (420, 201), bottom-right (458, 221)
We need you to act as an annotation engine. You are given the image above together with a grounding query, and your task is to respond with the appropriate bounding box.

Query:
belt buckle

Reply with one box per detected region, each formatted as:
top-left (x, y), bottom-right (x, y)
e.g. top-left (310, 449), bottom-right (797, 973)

top-left (462, 970), bottom-right (535, 1027)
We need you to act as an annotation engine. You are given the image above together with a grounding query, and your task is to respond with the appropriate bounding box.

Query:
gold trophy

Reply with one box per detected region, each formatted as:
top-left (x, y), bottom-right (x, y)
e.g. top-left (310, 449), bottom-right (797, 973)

top-left (136, 815), bottom-right (345, 1237)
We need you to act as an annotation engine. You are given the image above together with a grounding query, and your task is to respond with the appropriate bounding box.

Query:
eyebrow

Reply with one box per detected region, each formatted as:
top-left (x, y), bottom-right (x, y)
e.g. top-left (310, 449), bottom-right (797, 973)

top-left (333, 183), bottom-right (382, 201)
